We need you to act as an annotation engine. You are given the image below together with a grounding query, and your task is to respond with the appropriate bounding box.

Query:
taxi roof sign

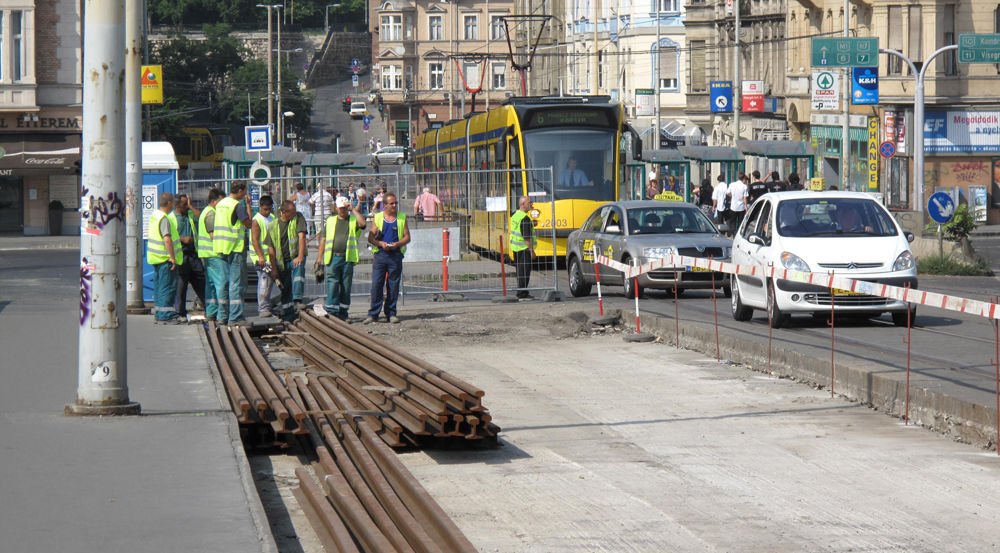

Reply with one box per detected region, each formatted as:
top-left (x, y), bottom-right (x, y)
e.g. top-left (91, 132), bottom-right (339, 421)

top-left (653, 191), bottom-right (685, 202)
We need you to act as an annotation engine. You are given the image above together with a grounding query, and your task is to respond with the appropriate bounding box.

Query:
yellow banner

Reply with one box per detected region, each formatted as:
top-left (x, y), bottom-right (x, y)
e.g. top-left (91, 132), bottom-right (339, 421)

top-left (867, 116), bottom-right (879, 191)
top-left (141, 65), bottom-right (163, 105)
top-left (653, 191), bottom-right (685, 202)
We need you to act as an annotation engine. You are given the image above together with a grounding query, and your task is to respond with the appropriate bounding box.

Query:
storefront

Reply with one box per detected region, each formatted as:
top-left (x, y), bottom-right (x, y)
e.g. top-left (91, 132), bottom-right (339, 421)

top-left (0, 109), bottom-right (81, 235)
top-left (807, 113), bottom-right (868, 191)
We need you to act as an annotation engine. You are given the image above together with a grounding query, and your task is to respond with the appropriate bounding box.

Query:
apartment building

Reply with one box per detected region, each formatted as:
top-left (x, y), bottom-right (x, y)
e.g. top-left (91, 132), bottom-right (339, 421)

top-left (0, 0), bottom-right (81, 235)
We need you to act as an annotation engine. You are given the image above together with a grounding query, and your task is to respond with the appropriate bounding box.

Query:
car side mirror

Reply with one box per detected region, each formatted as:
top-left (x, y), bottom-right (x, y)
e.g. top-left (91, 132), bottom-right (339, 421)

top-left (605, 224), bottom-right (621, 234)
top-left (905, 231), bottom-right (914, 243)
top-left (748, 233), bottom-right (764, 245)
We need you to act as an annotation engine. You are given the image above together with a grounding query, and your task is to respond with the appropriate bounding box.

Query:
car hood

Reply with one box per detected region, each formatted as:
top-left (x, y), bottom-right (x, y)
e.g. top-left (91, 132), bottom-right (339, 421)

top-left (777, 235), bottom-right (909, 273)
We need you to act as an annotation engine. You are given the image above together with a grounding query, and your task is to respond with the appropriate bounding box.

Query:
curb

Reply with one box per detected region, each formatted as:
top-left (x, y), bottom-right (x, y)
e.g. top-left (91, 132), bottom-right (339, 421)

top-left (637, 313), bottom-right (998, 450)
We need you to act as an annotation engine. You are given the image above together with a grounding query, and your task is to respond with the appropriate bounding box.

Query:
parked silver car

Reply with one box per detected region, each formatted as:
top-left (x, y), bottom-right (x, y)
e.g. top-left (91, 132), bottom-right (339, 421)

top-left (566, 200), bottom-right (732, 298)
top-left (370, 145), bottom-right (409, 165)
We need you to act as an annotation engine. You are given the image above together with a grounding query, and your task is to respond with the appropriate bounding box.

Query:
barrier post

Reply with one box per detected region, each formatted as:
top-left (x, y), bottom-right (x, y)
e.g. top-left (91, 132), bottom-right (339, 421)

top-left (441, 228), bottom-right (450, 292)
top-left (904, 283), bottom-right (912, 425)
top-left (673, 256), bottom-right (680, 349)
top-left (767, 262), bottom-right (774, 373)
top-left (994, 296), bottom-right (999, 456)
top-left (828, 271), bottom-right (837, 398)
top-left (593, 245), bottom-right (604, 316)
top-left (499, 236), bottom-right (507, 297)
top-left (710, 257), bottom-right (720, 362)
top-left (632, 259), bottom-right (641, 333)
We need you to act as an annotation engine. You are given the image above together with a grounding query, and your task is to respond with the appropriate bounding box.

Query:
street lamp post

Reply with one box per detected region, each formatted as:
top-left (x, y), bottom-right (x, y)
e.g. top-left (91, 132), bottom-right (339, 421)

top-left (276, 5), bottom-right (284, 144)
top-left (325, 3), bottom-right (341, 33)
top-left (257, 4), bottom-right (281, 133)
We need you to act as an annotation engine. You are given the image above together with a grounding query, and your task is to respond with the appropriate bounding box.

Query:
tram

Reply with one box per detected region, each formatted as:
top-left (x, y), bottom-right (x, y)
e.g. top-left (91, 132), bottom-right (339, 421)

top-left (413, 96), bottom-right (642, 257)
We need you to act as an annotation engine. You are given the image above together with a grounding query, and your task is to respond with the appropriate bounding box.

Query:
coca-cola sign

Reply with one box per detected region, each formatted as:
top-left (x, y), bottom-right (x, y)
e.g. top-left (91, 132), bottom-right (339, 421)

top-left (25, 157), bottom-right (67, 165)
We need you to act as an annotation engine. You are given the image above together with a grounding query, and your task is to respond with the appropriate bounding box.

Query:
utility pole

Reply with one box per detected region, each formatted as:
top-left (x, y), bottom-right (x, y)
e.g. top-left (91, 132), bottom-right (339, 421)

top-left (125, 0), bottom-right (143, 311)
top-left (654, 0), bottom-right (660, 149)
top-left (841, 0), bottom-right (850, 189)
top-left (592, 0), bottom-right (600, 94)
top-left (258, 4), bottom-right (275, 133)
top-left (277, 6), bottom-right (284, 145)
top-left (733, 0), bottom-right (741, 145)
top-left (67, 0), bottom-right (140, 416)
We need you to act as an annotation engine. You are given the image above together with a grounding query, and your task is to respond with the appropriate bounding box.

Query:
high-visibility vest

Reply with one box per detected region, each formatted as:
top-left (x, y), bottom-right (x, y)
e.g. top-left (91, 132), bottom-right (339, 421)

top-left (267, 216), bottom-right (305, 267)
top-left (509, 210), bottom-right (536, 253)
top-left (370, 212), bottom-right (406, 255)
top-left (147, 209), bottom-right (182, 265)
top-left (323, 214), bottom-right (361, 265)
top-left (213, 197), bottom-right (244, 255)
top-left (197, 205), bottom-right (217, 259)
top-left (248, 212), bottom-right (274, 264)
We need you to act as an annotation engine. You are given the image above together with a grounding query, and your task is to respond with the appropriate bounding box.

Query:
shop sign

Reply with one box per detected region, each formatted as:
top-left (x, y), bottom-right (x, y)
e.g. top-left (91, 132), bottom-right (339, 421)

top-left (924, 110), bottom-right (1000, 153)
top-left (867, 116), bottom-right (879, 191)
top-left (635, 88), bottom-right (655, 117)
top-left (811, 71), bottom-right (839, 111)
top-left (741, 80), bottom-right (764, 113)
top-left (141, 65), bottom-right (164, 105)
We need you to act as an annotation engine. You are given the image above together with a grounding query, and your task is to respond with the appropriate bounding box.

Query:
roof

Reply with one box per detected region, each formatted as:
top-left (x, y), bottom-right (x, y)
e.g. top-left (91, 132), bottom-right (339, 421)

top-left (611, 200), bottom-right (701, 209)
top-left (141, 142), bottom-right (179, 170)
top-left (763, 191), bottom-right (883, 201)
top-left (644, 149), bottom-right (688, 163)
top-left (677, 146), bottom-right (743, 162)
top-left (736, 140), bottom-right (815, 159)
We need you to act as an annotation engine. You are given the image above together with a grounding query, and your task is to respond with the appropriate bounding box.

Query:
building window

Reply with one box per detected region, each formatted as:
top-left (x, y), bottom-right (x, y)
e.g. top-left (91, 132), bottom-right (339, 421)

top-left (490, 15), bottom-right (505, 40)
top-left (942, 4), bottom-right (956, 76)
top-left (908, 5), bottom-right (922, 73)
top-left (689, 40), bottom-right (706, 92)
top-left (0, 12), bottom-right (5, 81)
top-left (381, 15), bottom-right (402, 41)
top-left (464, 15), bottom-right (479, 40)
top-left (429, 62), bottom-right (444, 89)
top-left (657, 44), bottom-right (679, 90)
top-left (492, 63), bottom-right (505, 89)
top-left (887, 7), bottom-right (903, 75)
top-left (657, 0), bottom-right (679, 13)
top-left (429, 15), bottom-right (443, 40)
top-left (382, 64), bottom-right (402, 90)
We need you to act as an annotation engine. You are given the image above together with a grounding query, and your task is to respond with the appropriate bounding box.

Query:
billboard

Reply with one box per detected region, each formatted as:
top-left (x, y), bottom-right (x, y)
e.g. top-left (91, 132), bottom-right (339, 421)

top-left (141, 65), bottom-right (163, 105)
top-left (851, 67), bottom-right (878, 105)
top-left (925, 110), bottom-right (1000, 153)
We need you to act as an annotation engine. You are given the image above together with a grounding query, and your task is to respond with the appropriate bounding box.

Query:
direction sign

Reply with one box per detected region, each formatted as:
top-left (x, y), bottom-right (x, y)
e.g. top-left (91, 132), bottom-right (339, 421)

top-left (352, 74), bottom-right (359, 88)
top-left (927, 191), bottom-right (956, 225)
top-left (958, 34), bottom-right (1000, 64)
top-left (710, 81), bottom-right (733, 113)
top-left (811, 37), bottom-right (878, 67)
top-left (879, 141), bottom-right (896, 158)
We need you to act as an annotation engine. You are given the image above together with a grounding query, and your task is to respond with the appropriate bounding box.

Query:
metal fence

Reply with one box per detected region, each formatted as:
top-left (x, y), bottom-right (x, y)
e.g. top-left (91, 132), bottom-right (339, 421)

top-left (177, 167), bottom-right (558, 305)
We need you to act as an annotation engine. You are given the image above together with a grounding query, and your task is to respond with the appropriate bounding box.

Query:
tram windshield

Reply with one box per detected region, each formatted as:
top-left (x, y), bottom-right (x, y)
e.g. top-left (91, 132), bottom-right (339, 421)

top-left (521, 128), bottom-right (617, 201)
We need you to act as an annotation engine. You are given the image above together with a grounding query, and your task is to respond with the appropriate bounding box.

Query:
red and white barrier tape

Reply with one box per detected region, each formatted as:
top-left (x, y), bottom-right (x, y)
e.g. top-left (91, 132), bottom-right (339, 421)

top-left (595, 253), bottom-right (1000, 320)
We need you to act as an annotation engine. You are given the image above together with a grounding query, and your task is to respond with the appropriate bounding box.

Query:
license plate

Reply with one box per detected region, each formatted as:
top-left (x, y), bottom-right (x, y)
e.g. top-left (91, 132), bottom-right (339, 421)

top-left (685, 266), bottom-right (710, 272)
top-left (831, 288), bottom-right (861, 296)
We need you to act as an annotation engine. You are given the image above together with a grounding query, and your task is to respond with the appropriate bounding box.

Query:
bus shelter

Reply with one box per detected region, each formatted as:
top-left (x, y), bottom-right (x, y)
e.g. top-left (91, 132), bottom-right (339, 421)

top-left (677, 146), bottom-right (744, 188)
top-left (736, 140), bottom-right (815, 182)
top-left (644, 148), bottom-right (691, 202)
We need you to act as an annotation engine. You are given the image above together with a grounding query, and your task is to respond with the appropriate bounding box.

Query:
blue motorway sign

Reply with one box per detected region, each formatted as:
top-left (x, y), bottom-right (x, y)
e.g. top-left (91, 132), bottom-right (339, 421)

top-left (927, 191), bottom-right (956, 224)
top-left (709, 81), bottom-right (733, 113)
top-left (851, 67), bottom-right (878, 105)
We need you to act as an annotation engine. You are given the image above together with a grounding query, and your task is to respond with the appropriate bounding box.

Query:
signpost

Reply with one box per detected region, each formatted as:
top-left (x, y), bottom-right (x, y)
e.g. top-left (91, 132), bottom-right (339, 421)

top-left (352, 74), bottom-right (359, 88)
top-left (811, 37), bottom-right (878, 67)
top-left (958, 34), bottom-right (1000, 64)
top-left (245, 125), bottom-right (272, 153)
top-left (928, 190), bottom-right (956, 257)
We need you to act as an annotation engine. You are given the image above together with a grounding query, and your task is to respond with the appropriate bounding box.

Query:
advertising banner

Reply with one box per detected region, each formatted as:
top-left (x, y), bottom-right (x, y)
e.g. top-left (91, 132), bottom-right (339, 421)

top-left (867, 116), bottom-right (879, 191)
top-left (141, 65), bottom-right (163, 105)
top-left (635, 88), bottom-right (655, 117)
top-left (741, 80), bottom-right (764, 113)
top-left (924, 110), bottom-right (1000, 153)
top-left (811, 70), bottom-right (839, 111)
top-left (851, 67), bottom-right (878, 105)
top-left (709, 81), bottom-right (733, 113)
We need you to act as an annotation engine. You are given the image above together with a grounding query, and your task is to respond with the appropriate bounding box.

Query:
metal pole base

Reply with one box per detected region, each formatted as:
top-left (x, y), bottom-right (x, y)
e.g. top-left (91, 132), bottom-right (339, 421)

top-left (623, 332), bottom-right (656, 343)
top-left (126, 305), bottom-right (150, 315)
top-left (64, 401), bottom-right (142, 417)
top-left (491, 296), bottom-right (519, 303)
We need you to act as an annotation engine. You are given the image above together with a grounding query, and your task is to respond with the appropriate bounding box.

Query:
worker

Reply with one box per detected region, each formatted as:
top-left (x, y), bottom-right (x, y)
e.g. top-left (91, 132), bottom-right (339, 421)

top-left (147, 192), bottom-right (182, 324)
top-left (509, 195), bottom-right (537, 300)
top-left (365, 191), bottom-right (410, 324)
top-left (212, 181), bottom-right (252, 325)
top-left (171, 194), bottom-right (205, 320)
top-left (316, 196), bottom-right (367, 321)
top-left (249, 196), bottom-right (276, 318)
top-left (265, 200), bottom-right (308, 321)
top-left (197, 188), bottom-right (225, 323)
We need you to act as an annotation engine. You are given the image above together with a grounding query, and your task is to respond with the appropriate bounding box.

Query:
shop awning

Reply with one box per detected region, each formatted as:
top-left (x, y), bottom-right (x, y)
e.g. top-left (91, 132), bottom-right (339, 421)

top-left (0, 134), bottom-right (80, 172)
top-left (677, 146), bottom-right (743, 163)
top-left (644, 149), bottom-right (688, 164)
top-left (736, 140), bottom-right (815, 159)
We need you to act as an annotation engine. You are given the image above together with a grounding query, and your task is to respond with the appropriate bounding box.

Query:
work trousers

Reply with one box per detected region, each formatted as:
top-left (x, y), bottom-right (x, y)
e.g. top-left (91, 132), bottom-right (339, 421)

top-left (175, 254), bottom-right (206, 317)
top-left (324, 255), bottom-right (355, 321)
top-left (368, 251), bottom-right (403, 319)
top-left (255, 264), bottom-right (274, 317)
top-left (213, 251), bottom-right (246, 323)
top-left (514, 249), bottom-right (533, 298)
top-left (292, 260), bottom-right (307, 303)
top-left (275, 261), bottom-right (296, 321)
top-left (203, 257), bottom-right (222, 320)
top-left (152, 262), bottom-right (178, 321)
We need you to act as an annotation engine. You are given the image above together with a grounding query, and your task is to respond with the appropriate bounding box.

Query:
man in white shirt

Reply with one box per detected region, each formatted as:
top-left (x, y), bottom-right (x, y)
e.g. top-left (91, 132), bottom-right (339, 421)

top-left (309, 185), bottom-right (335, 232)
top-left (711, 174), bottom-right (729, 227)
top-left (726, 173), bottom-right (750, 235)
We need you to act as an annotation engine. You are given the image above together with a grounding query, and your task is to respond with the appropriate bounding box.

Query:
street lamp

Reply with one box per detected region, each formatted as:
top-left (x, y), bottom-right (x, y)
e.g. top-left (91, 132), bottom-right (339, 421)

top-left (282, 111), bottom-right (295, 149)
top-left (325, 4), bottom-right (341, 33)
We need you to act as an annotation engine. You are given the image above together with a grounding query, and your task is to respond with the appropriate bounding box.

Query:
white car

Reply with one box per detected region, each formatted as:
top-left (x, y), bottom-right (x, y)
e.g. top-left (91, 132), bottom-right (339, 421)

top-left (349, 101), bottom-right (367, 119)
top-left (730, 191), bottom-right (917, 328)
top-left (370, 145), bottom-right (408, 165)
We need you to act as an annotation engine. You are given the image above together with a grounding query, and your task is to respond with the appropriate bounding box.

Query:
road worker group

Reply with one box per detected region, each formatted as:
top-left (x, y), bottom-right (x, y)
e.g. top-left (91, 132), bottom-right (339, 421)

top-left (145, 182), bottom-right (413, 325)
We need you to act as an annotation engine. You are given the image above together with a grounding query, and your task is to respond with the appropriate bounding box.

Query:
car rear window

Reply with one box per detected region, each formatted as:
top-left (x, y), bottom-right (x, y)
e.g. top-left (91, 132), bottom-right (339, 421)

top-left (775, 198), bottom-right (898, 238)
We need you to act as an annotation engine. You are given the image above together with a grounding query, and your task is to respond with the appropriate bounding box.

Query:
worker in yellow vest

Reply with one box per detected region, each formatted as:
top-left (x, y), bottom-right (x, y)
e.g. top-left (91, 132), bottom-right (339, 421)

top-left (249, 196), bottom-right (276, 318)
top-left (211, 181), bottom-right (252, 325)
top-left (147, 192), bottom-right (182, 323)
top-left (508, 195), bottom-right (537, 299)
top-left (364, 191), bottom-right (410, 324)
top-left (315, 196), bottom-right (366, 321)
top-left (265, 200), bottom-right (308, 321)
top-left (171, 193), bottom-right (205, 319)
top-left (197, 188), bottom-right (225, 322)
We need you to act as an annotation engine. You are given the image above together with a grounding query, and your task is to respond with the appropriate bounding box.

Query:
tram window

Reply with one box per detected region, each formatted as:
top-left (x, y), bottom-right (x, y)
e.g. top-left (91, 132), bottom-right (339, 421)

top-left (522, 129), bottom-right (616, 202)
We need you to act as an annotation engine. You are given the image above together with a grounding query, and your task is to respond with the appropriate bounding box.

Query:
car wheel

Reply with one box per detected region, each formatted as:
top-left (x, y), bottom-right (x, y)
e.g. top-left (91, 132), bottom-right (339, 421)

top-left (567, 256), bottom-right (592, 298)
top-left (766, 280), bottom-right (788, 329)
top-left (891, 305), bottom-right (916, 327)
top-left (621, 255), bottom-right (644, 299)
top-left (731, 275), bottom-right (753, 321)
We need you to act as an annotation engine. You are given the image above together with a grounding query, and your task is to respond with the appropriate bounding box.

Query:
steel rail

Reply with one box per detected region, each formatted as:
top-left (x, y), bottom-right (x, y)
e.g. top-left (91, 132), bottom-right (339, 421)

top-left (293, 465), bottom-right (362, 553)
top-left (216, 323), bottom-right (268, 418)
top-left (228, 322), bottom-right (290, 426)
top-left (236, 327), bottom-right (306, 426)
top-left (204, 322), bottom-right (252, 422)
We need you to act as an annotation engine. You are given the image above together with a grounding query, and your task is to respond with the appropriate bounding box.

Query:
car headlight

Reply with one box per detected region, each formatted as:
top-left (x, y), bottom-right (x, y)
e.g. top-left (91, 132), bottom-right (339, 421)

top-left (893, 251), bottom-right (915, 271)
top-left (780, 251), bottom-right (811, 272)
top-left (643, 246), bottom-right (676, 259)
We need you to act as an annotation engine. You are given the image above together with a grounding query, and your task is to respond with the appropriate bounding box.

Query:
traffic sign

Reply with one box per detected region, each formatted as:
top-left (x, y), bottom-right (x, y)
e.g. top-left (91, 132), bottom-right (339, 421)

top-left (351, 58), bottom-right (361, 74)
top-left (709, 81), bottom-right (733, 113)
top-left (879, 141), bottom-right (896, 159)
top-left (245, 125), bottom-right (272, 152)
top-left (811, 37), bottom-right (878, 67)
top-left (958, 34), bottom-right (1000, 63)
top-left (352, 74), bottom-right (359, 88)
top-left (927, 191), bottom-right (956, 225)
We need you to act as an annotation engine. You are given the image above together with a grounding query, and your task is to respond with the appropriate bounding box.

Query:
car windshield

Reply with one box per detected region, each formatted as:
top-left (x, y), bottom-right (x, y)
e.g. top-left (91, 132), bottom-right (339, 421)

top-left (626, 206), bottom-right (717, 235)
top-left (775, 198), bottom-right (898, 237)
top-left (521, 128), bottom-right (616, 201)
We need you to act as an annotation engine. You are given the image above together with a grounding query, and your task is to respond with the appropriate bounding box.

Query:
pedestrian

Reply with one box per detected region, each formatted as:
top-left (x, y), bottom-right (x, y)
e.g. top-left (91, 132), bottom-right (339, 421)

top-left (376, 139), bottom-right (383, 150)
top-left (197, 188), bottom-right (225, 323)
top-left (787, 172), bottom-right (802, 191)
top-left (316, 196), bottom-right (367, 321)
top-left (371, 154), bottom-right (381, 174)
top-left (212, 181), bottom-right (252, 325)
top-left (727, 173), bottom-right (750, 234)
top-left (509, 196), bottom-right (537, 299)
top-left (748, 170), bottom-right (768, 204)
top-left (698, 177), bottom-right (714, 218)
top-left (291, 183), bottom-right (312, 234)
top-left (712, 174), bottom-right (729, 227)
top-left (372, 186), bottom-right (385, 213)
top-left (368, 136), bottom-right (375, 152)
top-left (356, 183), bottom-right (369, 216)
top-left (646, 166), bottom-right (659, 199)
top-left (768, 170), bottom-right (787, 193)
top-left (665, 174), bottom-right (678, 194)
top-left (265, 200), bottom-right (308, 321)
top-left (309, 184), bottom-right (335, 232)
top-left (171, 194), bottom-right (207, 319)
top-left (364, 191), bottom-right (410, 324)
top-left (378, 102), bottom-right (385, 120)
top-left (147, 192), bottom-right (182, 324)
top-left (249, 196), bottom-right (276, 318)
top-left (413, 187), bottom-right (441, 221)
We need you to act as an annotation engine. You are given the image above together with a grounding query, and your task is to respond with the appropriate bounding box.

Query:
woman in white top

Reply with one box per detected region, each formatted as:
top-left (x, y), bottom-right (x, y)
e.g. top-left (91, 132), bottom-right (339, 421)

top-left (291, 183), bottom-right (312, 234)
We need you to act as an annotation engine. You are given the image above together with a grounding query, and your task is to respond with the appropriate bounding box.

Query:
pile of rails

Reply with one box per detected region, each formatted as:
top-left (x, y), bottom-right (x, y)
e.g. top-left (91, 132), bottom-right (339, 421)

top-left (284, 309), bottom-right (499, 448)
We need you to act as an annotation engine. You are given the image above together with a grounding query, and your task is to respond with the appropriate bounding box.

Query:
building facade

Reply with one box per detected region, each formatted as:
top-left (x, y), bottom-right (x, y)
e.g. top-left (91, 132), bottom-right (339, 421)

top-left (0, 0), bottom-right (81, 235)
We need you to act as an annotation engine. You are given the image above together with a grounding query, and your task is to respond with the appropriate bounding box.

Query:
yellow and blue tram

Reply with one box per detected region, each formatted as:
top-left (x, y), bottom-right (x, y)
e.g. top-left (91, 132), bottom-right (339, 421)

top-left (413, 96), bottom-right (641, 257)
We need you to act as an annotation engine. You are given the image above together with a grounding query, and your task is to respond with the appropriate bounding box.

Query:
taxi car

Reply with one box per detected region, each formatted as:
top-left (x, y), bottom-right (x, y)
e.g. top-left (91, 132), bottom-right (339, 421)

top-left (565, 200), bottom-right (732, 299)
top-left (730, 191), bottom-right (917, 327)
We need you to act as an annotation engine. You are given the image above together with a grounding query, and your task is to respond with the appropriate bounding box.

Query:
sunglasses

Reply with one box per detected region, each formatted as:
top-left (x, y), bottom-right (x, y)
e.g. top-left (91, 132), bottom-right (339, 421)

top-left (385, 202), bottom-right (398, 205)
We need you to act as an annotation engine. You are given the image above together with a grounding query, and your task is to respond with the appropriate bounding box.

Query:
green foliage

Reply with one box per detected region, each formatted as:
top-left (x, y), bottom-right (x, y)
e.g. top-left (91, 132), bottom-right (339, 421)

top-left (917, 254), bottom-right (993, 276)
top-left (147, 0), bottom-right (364, 27)
top-left (942, 204), bottom-right (977, 242)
